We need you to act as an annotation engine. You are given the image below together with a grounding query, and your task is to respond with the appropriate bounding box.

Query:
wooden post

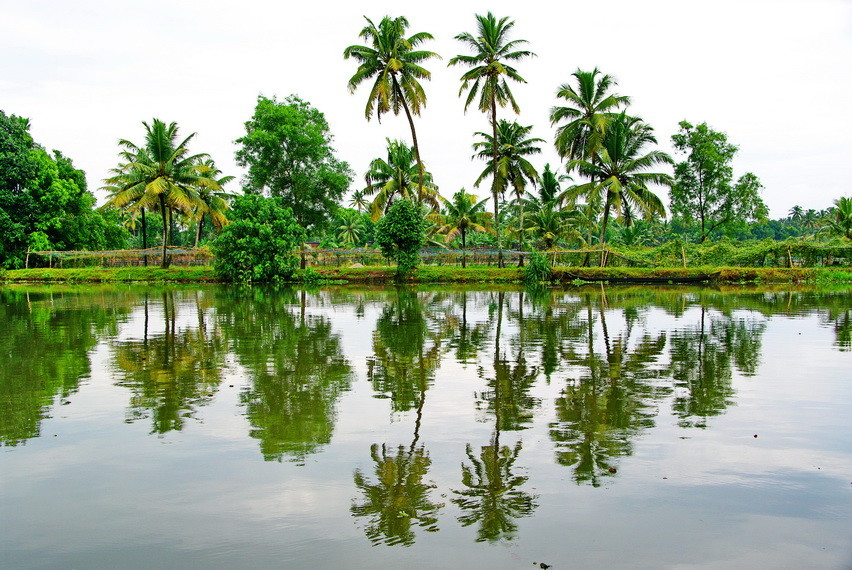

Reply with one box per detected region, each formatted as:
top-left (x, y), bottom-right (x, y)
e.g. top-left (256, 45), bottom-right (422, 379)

top-left (786, 246), bottom-right (793, 268)
top-left (681, 244), bottom-right (687, 269)
top-left (25, 250), bottom-right (30, 269)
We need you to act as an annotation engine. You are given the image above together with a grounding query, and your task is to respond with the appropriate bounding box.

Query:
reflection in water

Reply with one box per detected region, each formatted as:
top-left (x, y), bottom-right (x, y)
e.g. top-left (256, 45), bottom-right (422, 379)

top-left (352, 443), bottom-right (443, 546)
top-left (221, 289), bottom-right (353, 463)
top-left (0, 288), bottom-right (124, 446)
top-left (551, 300), bottom-right (669, 486)
top-left (670, 306), bottom-right (765, 428)
top-left (113, 291), bottom-right (226, 434)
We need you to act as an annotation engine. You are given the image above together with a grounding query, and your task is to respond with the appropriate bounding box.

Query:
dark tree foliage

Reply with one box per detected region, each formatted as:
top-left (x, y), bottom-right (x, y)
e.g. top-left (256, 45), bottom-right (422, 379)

top-left (0, 110), bottom-right (127, 268)
top-left (235, 95), bottom-right (353, 238)
top-left (212, 194), bottom-right (305, 282)
top-left (374, 198), bottom-right (427, 279)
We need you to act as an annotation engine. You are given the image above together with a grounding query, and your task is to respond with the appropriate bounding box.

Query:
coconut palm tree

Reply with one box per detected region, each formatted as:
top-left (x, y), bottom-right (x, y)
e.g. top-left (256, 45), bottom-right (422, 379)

top-left (433, 189), bottom-right (493, 268)
top-left (192, 158), bottom-right (233, 247)
top-left (821, 196), bottom-right (852, 240)
top-left (363, 138), bottom-right (439, 220)
top-left (559, 113), bottom-right (672, 263)
top-left (550, 68), bottom-right (630, 162)
top-left (337, 209), bottom-right (365, 246)
top-left (349, 189), bottom-right (369, 213)
top-left (472, 120), bottom-right (542, 262)
top-left (103, 119), bottom-right (219, 267)
top-left (344, 16), bottom-right (440, 193)
top-left (450, 12), bottom-right (535, 267)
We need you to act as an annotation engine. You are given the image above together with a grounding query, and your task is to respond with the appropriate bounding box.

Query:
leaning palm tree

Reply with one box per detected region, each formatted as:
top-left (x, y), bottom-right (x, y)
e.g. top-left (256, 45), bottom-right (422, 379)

top-left (364, 138), bottom-right (439, 220)
top-left (103, 119), bottom-right (218, 267)
top-left (472, 120), bottom-right (542, 261)
top-left (550, 68), bottom-right (630, 163)
top-left (432, 189), bottom-right (493, 268)
top-left (344, 16), bottom-right (440, 193)
top-left (560, 113), bottom-right (672, 264)
top-left (450, 12), bottom-right (535, 268)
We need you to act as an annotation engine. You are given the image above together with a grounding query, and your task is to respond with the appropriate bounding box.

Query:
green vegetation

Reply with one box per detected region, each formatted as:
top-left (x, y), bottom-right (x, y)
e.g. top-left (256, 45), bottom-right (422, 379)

top-left (374, 198), bottom-right (428, 279)
top-left (212, 195), bottom-right (305, 282)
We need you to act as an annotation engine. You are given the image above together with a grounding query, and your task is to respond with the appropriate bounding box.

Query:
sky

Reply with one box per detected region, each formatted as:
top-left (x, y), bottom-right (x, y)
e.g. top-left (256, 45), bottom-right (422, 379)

top-left (2, 0), bottom-right (851, 219)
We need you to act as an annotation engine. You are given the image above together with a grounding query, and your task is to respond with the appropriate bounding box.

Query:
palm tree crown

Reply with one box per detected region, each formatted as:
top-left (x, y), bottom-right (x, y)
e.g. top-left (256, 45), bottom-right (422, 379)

top-left (364, 138), bottom-right (439, 220)
top-left (344, 15), bottom-right (439, 191)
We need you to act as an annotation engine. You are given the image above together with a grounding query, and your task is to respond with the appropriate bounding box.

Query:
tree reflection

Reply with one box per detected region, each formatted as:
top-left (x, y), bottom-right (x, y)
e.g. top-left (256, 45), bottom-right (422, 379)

top-left (221, 288), bottom-right (353, 463)
top-left (550, 299), bottom-right (669, 486)
top-left (454, 291), bottom-right (538, 541)
top-left (670, 306), bottom-right (765, 428)
top-left (0, 288), bottom-right (123, 446)
top-left (113, 291), bottom-right (226, 434)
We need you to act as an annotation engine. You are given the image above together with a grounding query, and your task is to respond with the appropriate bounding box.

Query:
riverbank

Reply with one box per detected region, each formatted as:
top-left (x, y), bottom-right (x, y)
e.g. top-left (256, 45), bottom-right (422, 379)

top-left (3, 265), bottom-right (852, 284)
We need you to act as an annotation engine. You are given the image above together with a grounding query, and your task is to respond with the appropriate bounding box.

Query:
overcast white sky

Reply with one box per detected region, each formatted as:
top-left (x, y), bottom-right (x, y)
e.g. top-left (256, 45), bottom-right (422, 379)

top-left (2, 0), bottom-right (850, 218)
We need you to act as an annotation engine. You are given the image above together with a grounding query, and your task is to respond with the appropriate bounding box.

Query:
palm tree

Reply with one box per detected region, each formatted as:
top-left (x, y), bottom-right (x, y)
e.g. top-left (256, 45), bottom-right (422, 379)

top-left (821, 196), bottom-right (852, 240)
top-left (538, 163), bottom-right (570, 205)
top-left (472, 120), bottom-right (542, 262)
top-left (560, 113), bottom-right (672, 263)
top-left (450, 12), bottom-right (535, 268)
top-left (344, 16), bottom-right (440, 193)
top-left (525, 200), bottom-right (582, 251)
top-left (192, 158), bottom-right (233, 247)
top-left (103, 119), bottom-right (219, 267)
top-left (363, 138), bottom-right (439, 220)
top-left (432, 189), bottom-right (493, 267)
top-left (550, 68), bottom-right (630, 162)
top-left (337, 209), bottom-right (365, 246)
top-left (349, 189), bottom-right (369, 213)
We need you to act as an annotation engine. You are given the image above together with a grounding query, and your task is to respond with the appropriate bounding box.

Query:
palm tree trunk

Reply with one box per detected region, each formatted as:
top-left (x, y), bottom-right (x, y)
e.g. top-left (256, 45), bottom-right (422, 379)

top-left (158, 195), bottom-right (169, 268)
top-left (599, 194), bottom-right (612, 268)
top-left (393, 76), bottom-right (425, 195)
top-left (461, 229), bottom-right (467, 269)
top-left (194, 214), bottom-right (203, 248)
top-left (517, 191), bottom-right (525, 267)
top-left (141, 207), bottom-right (148, 267)
top-left (491, 94), bottom-right (503, 268)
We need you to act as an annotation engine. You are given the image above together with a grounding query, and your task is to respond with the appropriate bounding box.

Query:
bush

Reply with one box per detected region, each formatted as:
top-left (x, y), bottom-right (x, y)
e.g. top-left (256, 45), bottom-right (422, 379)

top-left (374, 199), bottom-right (427, 280)
top-left (212, 195), bottom-right (305, 282)
top-left (523, 251), bottom-right (552, 285)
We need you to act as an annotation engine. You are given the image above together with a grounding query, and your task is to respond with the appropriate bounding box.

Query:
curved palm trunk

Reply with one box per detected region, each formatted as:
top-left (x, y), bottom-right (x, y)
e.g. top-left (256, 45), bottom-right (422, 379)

top-left (141, 207), bottom-right (148, 266)
top-left (491, 94), bottom-right (503, 268)
top-left (194, 213), bottom-right (204, 248)
top-left (393, 76), bottom-right (425, 196)
top-left (599, 193), bottom-right (612, 268)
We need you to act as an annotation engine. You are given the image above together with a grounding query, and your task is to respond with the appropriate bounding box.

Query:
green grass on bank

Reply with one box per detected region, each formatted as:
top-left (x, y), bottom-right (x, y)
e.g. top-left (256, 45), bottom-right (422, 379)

top-left (3, 265), bottom-right (852, 284)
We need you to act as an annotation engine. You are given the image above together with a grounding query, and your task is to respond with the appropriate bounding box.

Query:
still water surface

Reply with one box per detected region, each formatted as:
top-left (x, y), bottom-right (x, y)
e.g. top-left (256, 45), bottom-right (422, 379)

top-left (1, 284), bottom-right (850, 568)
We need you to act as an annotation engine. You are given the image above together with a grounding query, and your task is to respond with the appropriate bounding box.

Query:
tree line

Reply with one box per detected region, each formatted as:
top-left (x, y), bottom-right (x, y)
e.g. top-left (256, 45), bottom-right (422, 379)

top-left (2, 12), bottom-right (850, 275)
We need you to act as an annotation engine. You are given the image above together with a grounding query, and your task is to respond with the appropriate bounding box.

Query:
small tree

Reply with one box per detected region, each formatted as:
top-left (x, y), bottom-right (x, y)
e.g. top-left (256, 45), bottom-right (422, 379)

top-left (374, 198), bottom-right (426, 279)
top-left (212, 195), bottom-right (305, 282)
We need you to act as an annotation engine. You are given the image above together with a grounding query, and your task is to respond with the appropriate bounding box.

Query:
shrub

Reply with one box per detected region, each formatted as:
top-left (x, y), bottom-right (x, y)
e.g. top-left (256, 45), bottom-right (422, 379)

top-left (212, 195), bottom-right (305, 282)
top-left (374, 199), bottom-right (427, 280)
top-left (523, 251), bottom-right (552, 285)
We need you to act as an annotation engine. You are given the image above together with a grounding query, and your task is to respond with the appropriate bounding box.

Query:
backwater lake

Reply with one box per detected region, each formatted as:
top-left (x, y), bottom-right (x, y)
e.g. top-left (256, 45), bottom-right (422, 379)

top-left (1, 284), bottom-right (851, 568)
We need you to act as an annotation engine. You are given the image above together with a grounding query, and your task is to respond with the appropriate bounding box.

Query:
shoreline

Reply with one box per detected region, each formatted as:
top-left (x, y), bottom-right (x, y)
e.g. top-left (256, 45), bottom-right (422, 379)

top-left (3, 266), bottom-right (852, 284)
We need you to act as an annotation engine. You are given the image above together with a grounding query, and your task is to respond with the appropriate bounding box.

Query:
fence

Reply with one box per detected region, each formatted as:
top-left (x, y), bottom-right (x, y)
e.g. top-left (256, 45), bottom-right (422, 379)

top-left (26, 247), bottom-right (214, 268)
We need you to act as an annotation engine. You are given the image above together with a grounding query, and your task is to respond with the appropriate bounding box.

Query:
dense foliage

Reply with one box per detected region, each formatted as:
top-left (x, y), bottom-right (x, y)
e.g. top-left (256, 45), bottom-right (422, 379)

top-left (0, 111), bottom-right (127, 268)
top-left (212, 195), bottom-right (305, 282)
top-left (374, 198), bottom-right (427, 278)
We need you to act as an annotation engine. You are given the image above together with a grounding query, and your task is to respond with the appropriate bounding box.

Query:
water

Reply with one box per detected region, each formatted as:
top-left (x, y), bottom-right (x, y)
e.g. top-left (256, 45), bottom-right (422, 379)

top-left (1, 284), bottom-right (850, 568)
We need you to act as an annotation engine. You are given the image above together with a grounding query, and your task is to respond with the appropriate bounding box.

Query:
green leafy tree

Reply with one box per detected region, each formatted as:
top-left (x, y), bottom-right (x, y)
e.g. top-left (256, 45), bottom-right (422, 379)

top-left (432, 189), bottom-right (492, 267)
top-left (1, 111), bottom-right (127, 268)
top-left (212, 194), bottom-right (306, 282)
top-left (669, 120), bottom-right (768, 242)
top-left (374, 198), bottom-right (427, 279)
top-left (473, 120), bottom-right (542, 259)
top-left (235, 95), bottom-right (353, 241)
top-left (344, 16), bottom-right (439, 193)
top-left (450, 12), bottom-right (535, 268)
top-left (103, 118), bottom-right (218, 267)
top-left (561, 113), bottom-right (672, 258)
top-left (363, 138), bottom-right (439, 220)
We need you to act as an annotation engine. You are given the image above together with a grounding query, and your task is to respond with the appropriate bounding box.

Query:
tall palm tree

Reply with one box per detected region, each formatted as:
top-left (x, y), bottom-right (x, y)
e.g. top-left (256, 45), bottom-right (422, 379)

top-left (103, 119), bottom-right (218, 267)
top-left (450, 12), bottom-right (535, 268)
top-left (560, 113), bottom-right (672, 262)
top-left (432, 189), bottom-right (493, 268)
top-left (472, 120), bottom-right (542, 261)
top-left (363, 138), bottom-right (439, 220)
top-left (192, 158), bottom-right (233, 247)
top-left (344, 16), bottom-right (440, 193)
top-left (550, 68), bottom-right (630, 162)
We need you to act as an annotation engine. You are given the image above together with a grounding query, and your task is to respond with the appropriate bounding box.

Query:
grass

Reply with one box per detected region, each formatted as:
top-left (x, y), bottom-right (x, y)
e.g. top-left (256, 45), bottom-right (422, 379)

top-left (3, 265), bottom-right (851, 284)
